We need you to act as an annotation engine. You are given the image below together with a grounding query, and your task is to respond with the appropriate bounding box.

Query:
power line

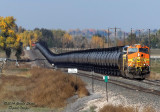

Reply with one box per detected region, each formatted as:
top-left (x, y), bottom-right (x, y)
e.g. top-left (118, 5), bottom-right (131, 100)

top-left (107, 28), bottom-right (110, 47)
top-left (138, 29), bottom-right (144, 44)
top-left (110, 27), bottom-right (121, 47)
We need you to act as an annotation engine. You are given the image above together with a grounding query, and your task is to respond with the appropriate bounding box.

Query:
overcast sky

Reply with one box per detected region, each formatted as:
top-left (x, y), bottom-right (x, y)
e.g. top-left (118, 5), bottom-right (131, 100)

top-left (0, 0), bottom-right (160, 31)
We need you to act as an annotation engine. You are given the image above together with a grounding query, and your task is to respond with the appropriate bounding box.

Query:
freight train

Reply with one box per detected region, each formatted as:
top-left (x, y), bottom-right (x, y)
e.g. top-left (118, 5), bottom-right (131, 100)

top-left (36, 42), bottom-right (150, 79)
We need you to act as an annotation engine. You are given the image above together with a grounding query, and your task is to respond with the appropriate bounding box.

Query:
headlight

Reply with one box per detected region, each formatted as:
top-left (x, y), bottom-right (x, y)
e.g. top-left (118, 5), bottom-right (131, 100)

top-left (138, 53), bottom-right (140, 57)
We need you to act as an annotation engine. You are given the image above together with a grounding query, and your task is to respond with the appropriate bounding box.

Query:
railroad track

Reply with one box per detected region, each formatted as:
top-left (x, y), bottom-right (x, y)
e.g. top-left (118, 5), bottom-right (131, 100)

top-left (60, 68), bottom-right (160, 96)
top-left (78, 72), bottom-right (160, 96)
top-left (121, 78), bottom-right (160, 87)
top-left (142, 79), bottom-right (160, 86)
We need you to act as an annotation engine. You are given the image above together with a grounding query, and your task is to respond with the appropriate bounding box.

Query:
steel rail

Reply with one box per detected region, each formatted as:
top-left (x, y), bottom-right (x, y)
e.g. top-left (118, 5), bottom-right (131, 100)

top-left (72, 71), bottom-right (160, 96)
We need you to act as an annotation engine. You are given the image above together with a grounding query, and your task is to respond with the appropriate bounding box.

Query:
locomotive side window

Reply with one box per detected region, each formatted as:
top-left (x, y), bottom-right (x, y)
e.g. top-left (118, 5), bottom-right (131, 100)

top-left (128, 48), bottom-right (138, 54)
top-left (139, 48), bottom-right (149, 54)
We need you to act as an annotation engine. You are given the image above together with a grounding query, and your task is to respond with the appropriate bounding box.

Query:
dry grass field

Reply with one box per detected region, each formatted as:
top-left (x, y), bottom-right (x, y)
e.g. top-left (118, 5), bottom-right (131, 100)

top-left (99, 104), bottom-right (156, 112)
top-left (0, 63), bottom-right (89, 111)
top-left (0, 50), bottom-right (17, 59)
top-left (148, 72), bottom-right (160, 80)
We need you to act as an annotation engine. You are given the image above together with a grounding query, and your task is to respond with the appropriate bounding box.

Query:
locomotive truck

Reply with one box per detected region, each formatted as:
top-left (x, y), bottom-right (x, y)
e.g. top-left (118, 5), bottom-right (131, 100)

top-left (36, 42), bottom-right (150, 79)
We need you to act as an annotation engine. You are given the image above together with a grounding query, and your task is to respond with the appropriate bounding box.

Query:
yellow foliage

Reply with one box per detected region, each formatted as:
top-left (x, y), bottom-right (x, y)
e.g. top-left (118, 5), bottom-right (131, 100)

top-left (0, 43), bottom-right (4, 48)
top-left (18, 30), bottom-right (42, 47)
top-left (18, 31), bottom-right (30, 47)
top-left (8, 29), bottom-right (15, 36)
top-left (0, 16), bottom-right (15, 30)
top-left (0, 16), bottom-right (19, 49)
top-left (16, 34), bottom-right (21, 42)
top-left (14, 41), bottom-right (20, 49)
top-left (7, 37), bottom-right (15, 43)
top-left (14, 34), bottom-right (21, 49)
top-left (62, 33), bottom-right (72, 45)
top-left (4, 16), bottom-right (16, 28)
top-left (29, 39), bottom-right (32, 47)
top-left (0, 36), bottom-right (4, 42)
top-left (0, 21), bottom-right (7, 29)
top-left (0, 36), bottom-right (5, 48)
top-left (33, 32), bottom-right (38, 41)
top-left (1, 29), bottom-right (6, 33)
top-left (64, 33), bottom-right (72, 41)
top-left (91, 36), bottom-right (104, 48)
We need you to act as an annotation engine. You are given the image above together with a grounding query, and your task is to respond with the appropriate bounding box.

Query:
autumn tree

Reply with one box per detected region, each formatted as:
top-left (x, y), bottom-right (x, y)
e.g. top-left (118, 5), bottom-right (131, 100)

top-left (19, 31), bottom-right (31, 47)
top-left (62, 33), bottom-right (73, 48)
top-left (40, 28), bottom-right (54, 47)
top-left (17, 26), bottom-right (26, 33)
top-left (117, 39), bottom-right (123, 46)
top-left (91, 36), bottom-right (104, 48)
top-left (73, 36), bottom-right (89, 48)
top-left (0, 16), bottom-right (22, 59)
top-left (19, 30), bottom-right (42, 48)
top-left (52, 30), bottom-right (65, 48)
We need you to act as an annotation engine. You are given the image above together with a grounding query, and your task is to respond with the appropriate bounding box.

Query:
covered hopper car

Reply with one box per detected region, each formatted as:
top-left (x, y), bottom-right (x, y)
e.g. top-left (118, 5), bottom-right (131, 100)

top-left (36, 43), bottom-right (150, 79)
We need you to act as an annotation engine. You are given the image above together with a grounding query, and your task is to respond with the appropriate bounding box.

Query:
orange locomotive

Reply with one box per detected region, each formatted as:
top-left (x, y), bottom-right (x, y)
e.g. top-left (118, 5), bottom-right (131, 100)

top-left (122, 44), bottom-right (150, 79)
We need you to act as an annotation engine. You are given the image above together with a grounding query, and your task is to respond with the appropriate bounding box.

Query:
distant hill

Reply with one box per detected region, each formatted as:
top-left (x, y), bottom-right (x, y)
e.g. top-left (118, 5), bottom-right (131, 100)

top-left (68, 29), bottom-right (158, 39)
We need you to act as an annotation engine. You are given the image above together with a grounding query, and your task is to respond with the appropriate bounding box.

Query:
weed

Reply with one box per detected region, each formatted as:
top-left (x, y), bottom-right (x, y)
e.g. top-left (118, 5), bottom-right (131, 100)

top-left (90, 105), bottom-right (97, 112)
top-left (0, 67), bottom-right (89, 109)
top-left (99, 104), bottom-right (156, 112)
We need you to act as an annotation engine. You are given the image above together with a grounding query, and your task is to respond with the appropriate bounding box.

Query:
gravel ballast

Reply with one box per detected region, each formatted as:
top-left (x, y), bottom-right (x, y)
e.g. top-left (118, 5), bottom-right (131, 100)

top-left (64, 72), bottom-right (160, 112)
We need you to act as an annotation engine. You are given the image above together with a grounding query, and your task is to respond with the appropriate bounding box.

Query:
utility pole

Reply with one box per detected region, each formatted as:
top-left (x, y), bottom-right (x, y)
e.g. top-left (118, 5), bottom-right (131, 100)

top-left (68, 40), bottom-right (69, 52)
top-left (110, 27), bottom-right (121, 47)
top-left (123, 32), bottom-right (125, 46)
top-left (131, 28), bottom-right (133, 45)
top-left (139, 30), bottom-right (140, 44)
top-left (148, 29), bottom-right (151, 68)
top-left (103, 34), bottom-right (105, 48)
top-left (138, 29), bottom-right (144, 44)
top-left (108, 28), bottom-right (110, 48)
top-left (148, 29), bottom-right (151, 48)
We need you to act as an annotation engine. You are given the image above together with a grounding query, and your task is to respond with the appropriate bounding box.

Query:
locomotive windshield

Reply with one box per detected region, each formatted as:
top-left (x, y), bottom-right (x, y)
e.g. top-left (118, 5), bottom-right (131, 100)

top-left (139, 48), bottom-right (149, 54)
top-left (123, 46), bottom-right (129, 54)
top-left (128, 48), bottom-right (138, 54)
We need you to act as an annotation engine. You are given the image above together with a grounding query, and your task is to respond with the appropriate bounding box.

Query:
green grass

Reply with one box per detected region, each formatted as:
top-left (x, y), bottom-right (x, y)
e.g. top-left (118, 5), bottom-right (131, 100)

top-left (81, 105), bottom-right (97, 112)
top-left (0, 50), bottom-right (17, 59)
top-left (11, 68), bottom-right (30, 72)
top-left (0, 105), bottom-right (63, 112)
top-left (151, 49), bottom-right (160, 56)
top-left (151, 61), bottom-right (160, 73)
top-left (151, 66), bottom-right (160, 73)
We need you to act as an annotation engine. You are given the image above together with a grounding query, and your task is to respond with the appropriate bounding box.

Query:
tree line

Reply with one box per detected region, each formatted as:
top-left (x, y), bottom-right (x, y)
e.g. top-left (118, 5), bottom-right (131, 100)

top-left (126, 32), bottom-right (160, 48)
top-left (1, 16), bottom-right (160, 59)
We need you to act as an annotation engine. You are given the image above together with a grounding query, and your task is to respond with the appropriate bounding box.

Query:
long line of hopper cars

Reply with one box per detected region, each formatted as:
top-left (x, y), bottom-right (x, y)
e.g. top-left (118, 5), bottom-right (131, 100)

top-left (36, 42), bottom-right (150, 79)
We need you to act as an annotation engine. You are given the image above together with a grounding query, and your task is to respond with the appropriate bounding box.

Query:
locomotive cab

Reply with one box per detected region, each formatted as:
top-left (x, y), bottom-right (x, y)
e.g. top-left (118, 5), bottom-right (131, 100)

top-left (124, 44), bottom-right (150, 78)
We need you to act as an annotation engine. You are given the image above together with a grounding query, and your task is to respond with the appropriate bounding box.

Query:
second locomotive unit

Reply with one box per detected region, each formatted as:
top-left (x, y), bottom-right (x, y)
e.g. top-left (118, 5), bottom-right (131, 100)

top-left (36, 43), bottom-right (150, 79)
